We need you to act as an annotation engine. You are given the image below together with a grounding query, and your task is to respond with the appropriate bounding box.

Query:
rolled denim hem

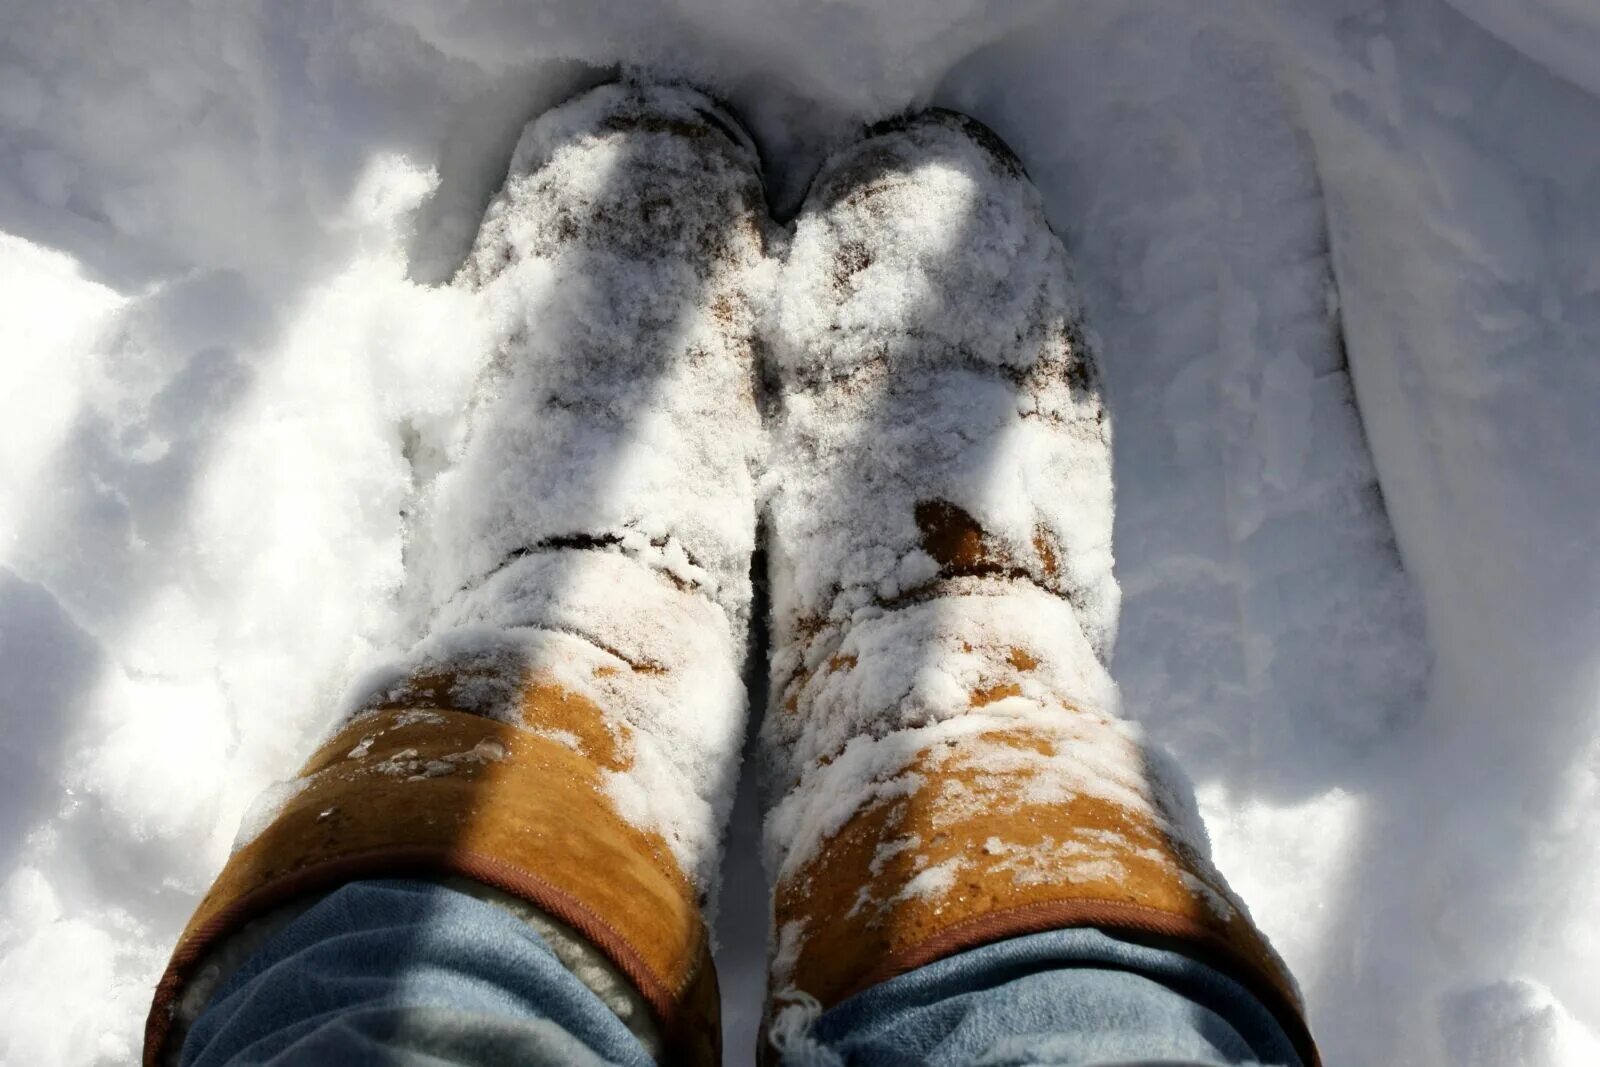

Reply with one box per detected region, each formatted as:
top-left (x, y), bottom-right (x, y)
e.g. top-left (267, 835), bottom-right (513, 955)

top-left (772, 926), bottom-right (1304, 1067)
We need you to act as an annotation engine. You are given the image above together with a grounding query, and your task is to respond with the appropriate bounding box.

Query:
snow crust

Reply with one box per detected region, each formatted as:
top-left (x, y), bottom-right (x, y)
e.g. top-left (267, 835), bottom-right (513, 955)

top-left (2, 1), bottom-right (1598, 1065)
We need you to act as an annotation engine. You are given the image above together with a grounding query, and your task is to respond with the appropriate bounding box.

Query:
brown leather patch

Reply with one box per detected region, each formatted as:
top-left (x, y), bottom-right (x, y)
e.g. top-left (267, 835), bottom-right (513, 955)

top-left (772, 724), bottom-right (1317, 1065)
top-left (969, 681), bottom-right (1023, 707)
top-left (910, 498), bottom-right (1064, 595)
top-left (1032, 526), bottom-right (1059, 577)
top-left (1007, 646), bottom-right (1041, 671)
top-left (915, 499), bottom-right (996, 570)
top-left (147, 692), bottom-right (718, 1067)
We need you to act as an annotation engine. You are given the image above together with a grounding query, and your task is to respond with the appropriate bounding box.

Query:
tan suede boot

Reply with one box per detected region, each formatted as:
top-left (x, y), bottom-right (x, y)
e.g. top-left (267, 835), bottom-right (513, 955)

top-left (760, 111), bottom-right (1317, 1065)
top-left (145, 82), bottom-right (773, 1067)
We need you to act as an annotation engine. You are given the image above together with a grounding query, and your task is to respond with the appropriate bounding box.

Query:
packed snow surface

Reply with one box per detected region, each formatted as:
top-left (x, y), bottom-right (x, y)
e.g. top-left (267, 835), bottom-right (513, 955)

top-left (2, 2), bottom-right (1598, 1066)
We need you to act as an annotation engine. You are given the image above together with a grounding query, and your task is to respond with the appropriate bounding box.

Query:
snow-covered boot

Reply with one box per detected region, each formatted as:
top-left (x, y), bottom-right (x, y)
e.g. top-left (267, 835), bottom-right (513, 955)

top-left (145, 83), bottom-right (772, 1067)
top-left (760, 111), bottom-right (1316, 1064)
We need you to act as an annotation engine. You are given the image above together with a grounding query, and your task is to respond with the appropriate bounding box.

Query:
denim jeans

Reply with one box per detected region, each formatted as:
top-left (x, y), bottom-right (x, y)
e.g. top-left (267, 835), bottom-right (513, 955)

top-left (181, 879), bottom-right (1303, 1066)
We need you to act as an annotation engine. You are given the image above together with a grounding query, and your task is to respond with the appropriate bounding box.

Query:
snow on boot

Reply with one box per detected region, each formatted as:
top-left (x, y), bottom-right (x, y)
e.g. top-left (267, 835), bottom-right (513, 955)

top-left (145, 83), bottom-right (772, 1067)
top-left (760, 111), bottom-right (1316, 1064)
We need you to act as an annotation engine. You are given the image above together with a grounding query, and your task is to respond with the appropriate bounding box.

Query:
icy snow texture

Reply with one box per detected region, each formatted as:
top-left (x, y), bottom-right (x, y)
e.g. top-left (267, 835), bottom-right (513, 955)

top-left (1, 1), bottom-right (1597, 1066)
top-left (757, 115), bottom-right (1179, 926)
top-left (762, 113), bottom-right (1114, 751)
top-left (335, 82), bottom-right (770, 891)
top-left (763, 113), bottom-right (1117, 659)
top-left (417, 83), bottom-right (769, 626)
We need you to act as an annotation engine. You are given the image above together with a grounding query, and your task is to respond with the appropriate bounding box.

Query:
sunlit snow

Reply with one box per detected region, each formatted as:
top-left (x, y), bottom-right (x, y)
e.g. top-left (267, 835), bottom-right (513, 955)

top-left (2, 2), bottom-right (1597, 1065)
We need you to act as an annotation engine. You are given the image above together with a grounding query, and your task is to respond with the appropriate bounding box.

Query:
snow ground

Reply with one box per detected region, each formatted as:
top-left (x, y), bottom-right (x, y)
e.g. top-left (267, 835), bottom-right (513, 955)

top-left (1, 1), bottom-right (1597, 1064)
